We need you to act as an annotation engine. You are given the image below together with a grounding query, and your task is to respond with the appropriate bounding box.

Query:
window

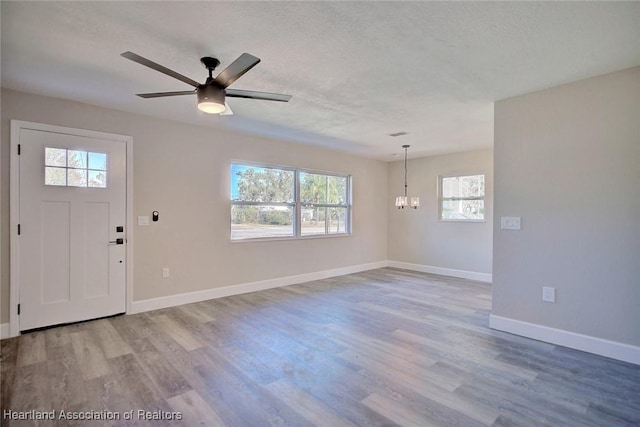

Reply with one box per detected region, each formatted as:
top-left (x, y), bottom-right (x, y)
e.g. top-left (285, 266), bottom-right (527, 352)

top-left (439, 174), bottom-right (485, 221)
top-left (230, 165), bottom-right (295, 240)
top-left (231, 163), bottom-right (351, 240)
top-left (44, 147), bottom-right (107, 188)
top-left (300, 172), bottom-right (349, 236)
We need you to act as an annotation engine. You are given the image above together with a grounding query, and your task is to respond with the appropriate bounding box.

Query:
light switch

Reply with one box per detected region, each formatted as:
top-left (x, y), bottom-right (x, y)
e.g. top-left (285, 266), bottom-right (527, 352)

top-left (501, 216), bottom-right (521, 230)
top-left (138, 216), bottom-right (150, 226)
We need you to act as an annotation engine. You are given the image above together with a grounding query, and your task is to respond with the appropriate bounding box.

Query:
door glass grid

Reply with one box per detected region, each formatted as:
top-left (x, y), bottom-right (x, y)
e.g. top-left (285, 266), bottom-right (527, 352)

top-left (44, 147), bottom-right (107, 188)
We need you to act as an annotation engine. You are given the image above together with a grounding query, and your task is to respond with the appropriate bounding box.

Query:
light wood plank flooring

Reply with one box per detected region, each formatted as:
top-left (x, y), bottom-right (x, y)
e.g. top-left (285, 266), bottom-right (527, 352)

top-left (2, 268), bottom-right (639, 426)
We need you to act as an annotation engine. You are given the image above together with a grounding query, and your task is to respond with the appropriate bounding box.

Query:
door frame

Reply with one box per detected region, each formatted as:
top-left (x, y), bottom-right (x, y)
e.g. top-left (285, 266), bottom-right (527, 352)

top-left (9, 120), bottom-right (134, 337)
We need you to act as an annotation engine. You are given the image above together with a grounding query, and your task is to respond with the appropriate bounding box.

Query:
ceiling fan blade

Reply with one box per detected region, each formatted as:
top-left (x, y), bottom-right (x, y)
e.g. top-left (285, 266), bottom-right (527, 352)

top-left (121, 51), bottom-right (201, 88)
top-left (220, 102), bottom-right (234, 116)
top-left (226, 89), bottom-right (291, 102)
top-left (214, 53), bottom-right (261, 88)
top-left (136, 91), bottom-right (196, 98)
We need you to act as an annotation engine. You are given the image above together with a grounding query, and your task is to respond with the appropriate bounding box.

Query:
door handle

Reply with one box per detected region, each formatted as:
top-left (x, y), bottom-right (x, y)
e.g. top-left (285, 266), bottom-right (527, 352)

top-left (108, 238), bottom-right (125, 245)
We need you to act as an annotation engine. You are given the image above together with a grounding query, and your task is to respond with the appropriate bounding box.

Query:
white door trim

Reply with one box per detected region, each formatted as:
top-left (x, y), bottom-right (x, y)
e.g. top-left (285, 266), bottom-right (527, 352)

top-left (9, 120), bottom-right (133, 337)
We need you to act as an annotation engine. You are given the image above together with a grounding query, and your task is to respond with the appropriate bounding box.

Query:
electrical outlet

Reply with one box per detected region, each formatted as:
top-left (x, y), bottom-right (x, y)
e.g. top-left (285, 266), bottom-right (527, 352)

top-left (542, 286), bottom-right (556, 303)
top-left (162, 268), bottom-right (170, 278)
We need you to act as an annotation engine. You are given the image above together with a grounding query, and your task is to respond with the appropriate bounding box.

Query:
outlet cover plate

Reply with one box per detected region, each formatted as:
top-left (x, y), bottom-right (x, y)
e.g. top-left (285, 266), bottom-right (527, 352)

top-left (542, 286), bottom-right (556, 303)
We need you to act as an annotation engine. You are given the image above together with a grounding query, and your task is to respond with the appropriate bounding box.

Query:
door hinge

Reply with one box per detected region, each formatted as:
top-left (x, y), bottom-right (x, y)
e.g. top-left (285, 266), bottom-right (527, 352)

top-left (17, 144), bottom-right (21, 155)
top-left (17, 304), bottom-right (21, 315)
top-left (17, 224), bottom-right (21, 235)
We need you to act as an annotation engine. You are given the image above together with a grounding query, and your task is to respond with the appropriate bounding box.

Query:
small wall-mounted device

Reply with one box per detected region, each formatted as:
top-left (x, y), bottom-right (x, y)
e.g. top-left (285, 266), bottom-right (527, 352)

top-left (152, 211), bottom-right (159, 222)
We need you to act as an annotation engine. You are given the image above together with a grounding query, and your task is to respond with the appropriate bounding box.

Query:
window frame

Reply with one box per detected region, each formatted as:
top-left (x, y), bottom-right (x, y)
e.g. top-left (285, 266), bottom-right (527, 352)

top-left (230, 162), bottom-right (352, 242)
top-left (437, 173), bottom-right (486, 223)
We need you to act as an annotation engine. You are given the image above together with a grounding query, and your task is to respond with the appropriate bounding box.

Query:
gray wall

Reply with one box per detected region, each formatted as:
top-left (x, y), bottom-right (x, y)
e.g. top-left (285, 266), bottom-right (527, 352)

top-left (388, 149), bottom-right (493, 277)
top-left (1, 88), bottom-right (389, 324)
top-left (493, 66), bottom-right (640, 346)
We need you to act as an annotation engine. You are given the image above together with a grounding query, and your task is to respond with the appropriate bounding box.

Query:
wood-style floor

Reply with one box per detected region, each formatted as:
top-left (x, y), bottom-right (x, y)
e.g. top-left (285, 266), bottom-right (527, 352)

top-left (2, 268), bottom-right (639, 426)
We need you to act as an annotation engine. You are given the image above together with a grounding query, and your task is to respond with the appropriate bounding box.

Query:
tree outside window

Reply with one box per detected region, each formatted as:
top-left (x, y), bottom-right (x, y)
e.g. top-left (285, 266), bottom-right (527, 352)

top-left (231, 164), bottom-right (351, 240)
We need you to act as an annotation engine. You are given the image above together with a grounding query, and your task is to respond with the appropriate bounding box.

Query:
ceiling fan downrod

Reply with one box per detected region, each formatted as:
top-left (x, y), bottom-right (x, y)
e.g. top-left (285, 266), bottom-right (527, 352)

top-left (201, 57), bottom-right (220, 82)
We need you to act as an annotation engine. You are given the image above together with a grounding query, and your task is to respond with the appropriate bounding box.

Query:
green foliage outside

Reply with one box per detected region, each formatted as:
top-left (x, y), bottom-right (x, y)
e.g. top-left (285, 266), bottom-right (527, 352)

top-left (236, 168), bottom-right (294, 203)
top-left (232, 167), bottom-right (347, 227)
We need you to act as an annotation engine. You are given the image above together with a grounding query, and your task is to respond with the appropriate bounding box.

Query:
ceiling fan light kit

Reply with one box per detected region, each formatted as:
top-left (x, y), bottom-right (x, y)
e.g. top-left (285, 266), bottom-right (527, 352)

top-left (197, 85), bottom-right (226, 114)
top-left (121, 51), bottom-right (291, 115)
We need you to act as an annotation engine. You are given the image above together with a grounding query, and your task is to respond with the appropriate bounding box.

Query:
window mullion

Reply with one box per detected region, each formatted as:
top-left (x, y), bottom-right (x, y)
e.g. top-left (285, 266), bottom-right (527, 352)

top-left (444, 197), bottom-right (484, 202)
top-left (295, 169), bottom-right (301, 237)
top-left (347, 176), bottom-right (352, 234)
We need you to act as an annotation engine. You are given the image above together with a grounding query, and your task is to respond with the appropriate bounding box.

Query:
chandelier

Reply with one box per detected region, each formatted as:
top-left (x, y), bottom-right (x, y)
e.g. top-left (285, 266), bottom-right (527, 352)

top-left (395, 145), bottom-right (419, 209)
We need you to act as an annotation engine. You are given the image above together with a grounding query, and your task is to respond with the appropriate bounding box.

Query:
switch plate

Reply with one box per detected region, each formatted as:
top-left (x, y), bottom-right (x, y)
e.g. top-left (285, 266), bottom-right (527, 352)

top-left (501, 216), bottom-right (521, 230)
top-left (138, 216), bottom-right (150, 226)
top-left (542, 286), bottom-right (556, 303)
top-left (162, 268), bottom-right (170, 278)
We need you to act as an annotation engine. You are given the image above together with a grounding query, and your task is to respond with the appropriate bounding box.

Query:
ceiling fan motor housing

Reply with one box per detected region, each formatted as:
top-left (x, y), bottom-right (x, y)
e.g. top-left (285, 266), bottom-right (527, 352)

top-left (197, 84), bottom-right (226, 113)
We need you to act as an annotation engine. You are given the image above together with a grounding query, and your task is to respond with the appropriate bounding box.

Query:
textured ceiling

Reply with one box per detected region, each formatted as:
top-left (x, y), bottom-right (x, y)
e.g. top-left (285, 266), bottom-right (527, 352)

top-left (2, 2), bottom-right (639, 160)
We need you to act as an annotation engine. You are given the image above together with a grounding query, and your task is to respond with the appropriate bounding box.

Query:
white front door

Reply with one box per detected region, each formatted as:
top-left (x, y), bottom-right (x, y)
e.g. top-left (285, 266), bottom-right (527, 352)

top-left (17, 126), bottom-right (127, 331)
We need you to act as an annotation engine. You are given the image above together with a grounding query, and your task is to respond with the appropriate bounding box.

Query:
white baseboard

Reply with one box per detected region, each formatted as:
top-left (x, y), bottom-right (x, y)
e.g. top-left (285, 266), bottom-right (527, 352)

top-left (130, 261), bottom-right (388, 314)
top-left (489, 314), bottom-right (640, 365)
top-left (0, 323), bottom-right (10, 340)
top-left (387, 260), bottom-right (492, 283)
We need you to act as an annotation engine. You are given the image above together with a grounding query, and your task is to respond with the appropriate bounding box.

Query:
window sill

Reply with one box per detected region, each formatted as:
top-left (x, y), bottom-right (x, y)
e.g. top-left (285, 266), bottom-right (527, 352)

top-left (438, 219), bottom-right (486, 223)
top-left (230, 233), bottom-right (352, 243)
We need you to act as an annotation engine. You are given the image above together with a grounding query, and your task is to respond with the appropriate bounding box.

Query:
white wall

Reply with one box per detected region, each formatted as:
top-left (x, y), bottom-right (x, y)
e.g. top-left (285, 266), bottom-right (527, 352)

top-left (492, 67), bottom-right (640, 351)
top-left (0, 88), bottom-right (389, 323)
top-left (388, 149), bottom-right (493, 281)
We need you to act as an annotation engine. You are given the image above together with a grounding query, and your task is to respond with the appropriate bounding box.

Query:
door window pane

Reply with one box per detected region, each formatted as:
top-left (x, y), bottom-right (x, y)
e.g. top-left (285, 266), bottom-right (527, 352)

top-left (68, 169), bottom-right (87, 187)
top-left (88, 152), bottom-right (107, 170)
top-left (45, 167), bottom-right (67, 186)
top-left (45, 148), bottom-right (67, 167)
top-left (88, 170), bottom-right (107, 188)
top-left (67, 150), bottom-right (87, 168)
top-left (44, 147), bottom-right (108, 188)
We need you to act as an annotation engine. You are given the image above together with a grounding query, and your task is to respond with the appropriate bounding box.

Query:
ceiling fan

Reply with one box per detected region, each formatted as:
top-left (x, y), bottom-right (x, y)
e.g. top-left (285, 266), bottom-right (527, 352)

top-left (121, 51), bottom-right (291, 115)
